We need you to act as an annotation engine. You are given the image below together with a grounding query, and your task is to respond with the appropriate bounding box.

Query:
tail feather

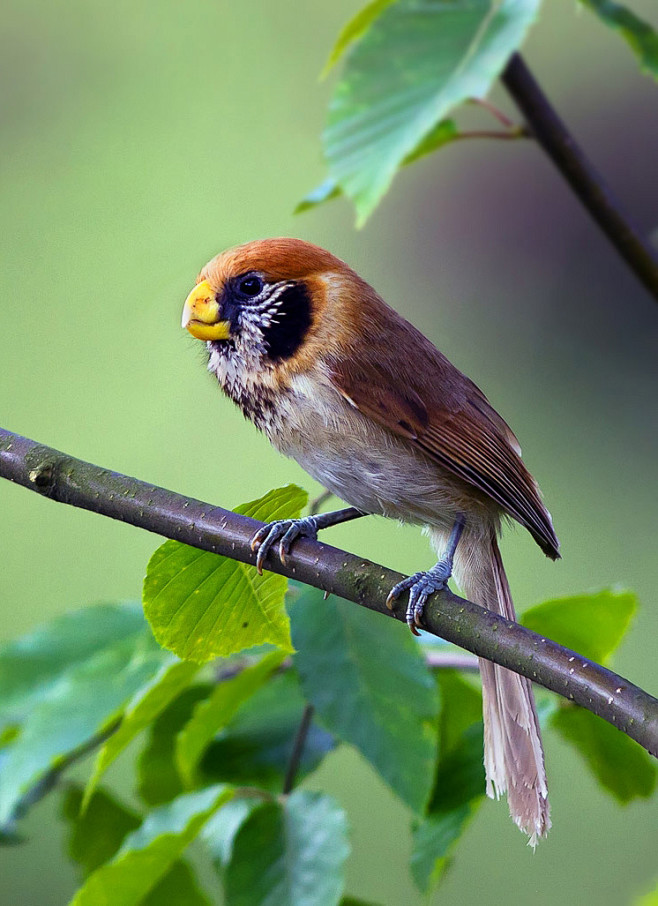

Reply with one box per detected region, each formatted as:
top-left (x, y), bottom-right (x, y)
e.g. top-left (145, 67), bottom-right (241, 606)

top-left (436, 526), bottom-right (551, 845)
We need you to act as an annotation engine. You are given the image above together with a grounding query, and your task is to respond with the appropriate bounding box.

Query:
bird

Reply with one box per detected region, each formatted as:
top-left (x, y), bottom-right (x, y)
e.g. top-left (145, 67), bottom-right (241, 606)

top-left (181, 237), bottom-right (559, 843)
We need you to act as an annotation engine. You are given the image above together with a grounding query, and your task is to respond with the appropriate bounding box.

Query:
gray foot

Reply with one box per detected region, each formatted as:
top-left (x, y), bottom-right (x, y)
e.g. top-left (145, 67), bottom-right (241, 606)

top-left (251, 515), bottom-right (320, 574)
top-left (386, 559), bottom-right (453, 636)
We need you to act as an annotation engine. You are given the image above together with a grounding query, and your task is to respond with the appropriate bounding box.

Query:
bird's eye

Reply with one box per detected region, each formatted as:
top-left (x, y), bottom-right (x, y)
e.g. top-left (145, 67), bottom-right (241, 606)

top-left (237, 275), bottom-right (264, 298)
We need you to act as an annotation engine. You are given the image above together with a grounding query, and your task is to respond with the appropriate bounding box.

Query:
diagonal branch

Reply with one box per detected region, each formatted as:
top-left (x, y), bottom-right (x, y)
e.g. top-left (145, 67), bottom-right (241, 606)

top-left (1, 426), bottom-right (657, 758)
top-left (502, 53), bottom-right (658, 304)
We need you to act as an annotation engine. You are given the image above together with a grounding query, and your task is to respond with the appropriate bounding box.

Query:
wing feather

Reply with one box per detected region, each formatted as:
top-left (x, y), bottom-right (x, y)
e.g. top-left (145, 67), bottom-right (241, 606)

top-left (329, 336), bottom-right (559, 559)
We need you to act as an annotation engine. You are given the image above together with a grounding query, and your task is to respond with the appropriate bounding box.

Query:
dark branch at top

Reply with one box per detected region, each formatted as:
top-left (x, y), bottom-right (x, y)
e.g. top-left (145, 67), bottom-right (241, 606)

top-left (502, 53), bottom-right (658, 304)
top-left (1, 426), bottom-right (657, 758)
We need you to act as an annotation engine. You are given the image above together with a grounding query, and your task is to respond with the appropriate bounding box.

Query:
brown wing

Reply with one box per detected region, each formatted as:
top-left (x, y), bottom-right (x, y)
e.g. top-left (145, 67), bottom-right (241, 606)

top-left (329, 330), bottom-right (559, 560)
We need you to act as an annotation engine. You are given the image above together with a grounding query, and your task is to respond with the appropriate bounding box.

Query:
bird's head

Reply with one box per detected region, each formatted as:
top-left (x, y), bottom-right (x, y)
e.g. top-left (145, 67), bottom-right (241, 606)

top-left (182, 238), bottom-right (368, 372)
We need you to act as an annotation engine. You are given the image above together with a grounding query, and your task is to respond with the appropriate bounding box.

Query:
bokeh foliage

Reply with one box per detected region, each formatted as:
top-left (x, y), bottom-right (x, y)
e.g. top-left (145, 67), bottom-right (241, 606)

top-left (0, 487), bottom-right (654, 903)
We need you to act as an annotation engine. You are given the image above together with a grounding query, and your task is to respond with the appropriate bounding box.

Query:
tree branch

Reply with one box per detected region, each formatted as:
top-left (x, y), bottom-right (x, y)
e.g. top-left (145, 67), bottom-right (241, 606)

top-left (1, 426), bottom-right (657, 758)
top-left (502, 53), bottom-right (658, 304)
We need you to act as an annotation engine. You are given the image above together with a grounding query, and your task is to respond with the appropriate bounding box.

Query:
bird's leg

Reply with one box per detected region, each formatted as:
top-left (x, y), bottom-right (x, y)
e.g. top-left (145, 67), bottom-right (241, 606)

top-left (251, 506), bottom-right (366, 574)
top-left (386, 514), bottom-right (466, 636)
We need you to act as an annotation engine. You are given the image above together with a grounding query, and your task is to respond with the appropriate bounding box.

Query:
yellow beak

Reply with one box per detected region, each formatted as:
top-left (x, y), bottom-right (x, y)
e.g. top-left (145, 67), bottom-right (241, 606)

top-left (181, 280), bottom-right (231, 341)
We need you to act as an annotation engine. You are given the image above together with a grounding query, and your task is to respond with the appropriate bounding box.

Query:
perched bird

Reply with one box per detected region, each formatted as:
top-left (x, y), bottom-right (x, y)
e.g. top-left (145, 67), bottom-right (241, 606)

top-left (182, 237), bottom-right (559, 843)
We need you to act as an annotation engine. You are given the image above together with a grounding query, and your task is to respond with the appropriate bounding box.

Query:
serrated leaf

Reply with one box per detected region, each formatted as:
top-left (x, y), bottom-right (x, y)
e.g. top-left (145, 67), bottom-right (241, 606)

top-left (84, 658), bottom-right (200, 808)
top-left (291, 588), bottom-right (438, 814)
top-left (578, 0), bottom-right (658, 80)
top-left (322, 0), bottom-right (398, 75)
top-left (69, 785), bottom-right (233, 906)
top-left (0, 632), bottom-right (167, 831)
top-left (224, 791), bottom-right (349, 906)
top-left (521, 589), bottom-right (637, 664)
top-left (552, 706), bottom-right (657, 803)
top-left (143, 486), bottom-right (308, 662)
top-left (324, 0), bottom-right (541, 223)
top-left (0, 603), bottom-right (144, 734)
top-left (411, 672), bottom-right (485, 893)
top-left (297, 118), bottom-right (458, 213)
top-left (233, 485), bottom-right (308, 525)
top-left (138, 685), bottom-right (214, 807)
top-left (176, 650), bottom-right (286, 786)
top-left (200, 670), bottom-right (335, 790)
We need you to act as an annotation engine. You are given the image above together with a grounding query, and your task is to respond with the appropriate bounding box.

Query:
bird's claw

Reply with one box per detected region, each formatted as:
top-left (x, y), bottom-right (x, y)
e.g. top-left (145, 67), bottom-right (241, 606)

top-left (250, 516), bottom-right (319, 574)
top-left (386, 561), bottom-right (453, 636)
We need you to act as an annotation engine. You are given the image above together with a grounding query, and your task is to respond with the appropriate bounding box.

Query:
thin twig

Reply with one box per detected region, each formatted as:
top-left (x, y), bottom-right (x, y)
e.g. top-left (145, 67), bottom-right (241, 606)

top-left (282, 704), bottom-right (315, 794)
top-left (309, 489), bottom-right (334, 514)
top-left (279, 487), bottom-right (335, 792)
top-left (2, 720), bottom-right (120, 837)
top-left (1, 427), bottom-right (657, 757)
top-left (502, 52), bottom-right (658, 304)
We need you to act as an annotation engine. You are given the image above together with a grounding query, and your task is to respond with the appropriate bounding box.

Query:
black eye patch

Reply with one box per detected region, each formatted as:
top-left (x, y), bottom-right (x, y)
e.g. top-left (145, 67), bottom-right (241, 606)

top-left (261, 282), bottom-right (312, 362)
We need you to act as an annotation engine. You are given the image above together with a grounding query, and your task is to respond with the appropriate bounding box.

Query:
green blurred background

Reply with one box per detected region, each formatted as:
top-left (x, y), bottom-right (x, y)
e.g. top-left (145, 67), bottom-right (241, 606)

top-left (1, 0), bottom-right (657, 902)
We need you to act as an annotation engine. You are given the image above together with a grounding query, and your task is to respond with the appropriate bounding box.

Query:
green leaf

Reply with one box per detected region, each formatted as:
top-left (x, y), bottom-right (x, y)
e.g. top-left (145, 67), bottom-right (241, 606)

top-left (322, 0), bottom-right (398, 76)
top-left (401, 117), bottom-right (459, 165)
top-left (224, 791), bottom-right (349, 906)
top-left (64, 780), bottom-right (211, 903)
top-left (0, 603), bottom-right (144, 734)
top-left (138, 685), bottom-right (214, 807)
top-left (436, 670), bottom-right (482, 756)
top-left (427, 721), bottom-right (485, 813)
top-left (324, 0), bottom-right (541, 224)
top-left (552, 706), bottom-right (657, 803)
top-left (291, 588), bottom-right (438, 813)
top-left (578, 0), bottom-right (658, 80)
top-left (410, 672), bottom-right (485, 893)
top-left (295, 178), bottom-right (343, 214)
top-left (176, 650), bottom-right (286, 786)
top-left (521, 589), bottom-right (637, 664)
top-left (140, 859), bottom-right (212, 906)
top-left (411, 800), bottom-right (479, 892)
top-left (202, 797), bottom-right (262, 868)
top-left (62, 785), bottom-right (141, 877)
top-left (340, 899), bottom-right (382, 906)
top-left (0, 632), bottom-right (167, 831)
top-left (143, 485), bottom-right (308, 662)
top-left (296, 118), bottom-right (458, 213)
top-left (69, 785), bottom-right (233, 906)
top-left (200, 670), bottom-right (335, 790)
top-left (84, 658), bottom-right (200, 808)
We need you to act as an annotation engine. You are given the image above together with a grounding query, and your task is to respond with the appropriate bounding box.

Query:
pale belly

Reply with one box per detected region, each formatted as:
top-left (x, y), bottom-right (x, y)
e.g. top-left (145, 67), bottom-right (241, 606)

top-left (267, 384), bottom-right (471, 531)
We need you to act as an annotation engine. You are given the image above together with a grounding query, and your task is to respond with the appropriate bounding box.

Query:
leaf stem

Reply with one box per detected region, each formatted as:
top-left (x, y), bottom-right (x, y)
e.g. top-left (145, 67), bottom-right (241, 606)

top-left (469, 96), bottom-right (517, 130)
top-left (502, 52), bottom-right (658, 304)
top-left (1, 427), bottom-right (657, 758)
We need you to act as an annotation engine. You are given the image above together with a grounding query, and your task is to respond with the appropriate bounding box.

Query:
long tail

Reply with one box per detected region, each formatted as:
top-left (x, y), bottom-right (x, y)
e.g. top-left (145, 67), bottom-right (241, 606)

top-left (446, 527), bottom-right (551, 845)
